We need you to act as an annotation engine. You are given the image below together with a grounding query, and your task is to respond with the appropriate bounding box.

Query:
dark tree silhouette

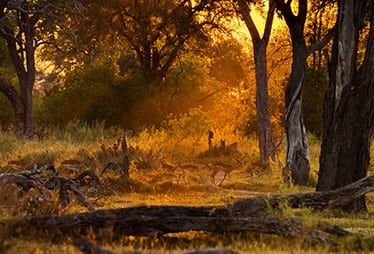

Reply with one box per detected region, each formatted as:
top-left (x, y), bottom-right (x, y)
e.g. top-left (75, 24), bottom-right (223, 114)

top-left (0, 0), bottom-right (70, 135)
top-left (317, 0), bottom-right (374, 212)
top-left (274, 0), bottom-right (335, 184)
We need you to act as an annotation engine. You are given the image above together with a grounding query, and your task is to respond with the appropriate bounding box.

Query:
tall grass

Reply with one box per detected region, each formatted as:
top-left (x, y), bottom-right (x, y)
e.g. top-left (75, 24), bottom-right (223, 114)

top-left (1, 121), bottom-right (373, 254)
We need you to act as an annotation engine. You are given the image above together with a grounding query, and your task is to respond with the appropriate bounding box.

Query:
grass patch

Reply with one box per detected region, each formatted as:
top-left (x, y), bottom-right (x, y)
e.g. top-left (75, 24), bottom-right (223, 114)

top-left (0, 123), bottom-right (373, 253)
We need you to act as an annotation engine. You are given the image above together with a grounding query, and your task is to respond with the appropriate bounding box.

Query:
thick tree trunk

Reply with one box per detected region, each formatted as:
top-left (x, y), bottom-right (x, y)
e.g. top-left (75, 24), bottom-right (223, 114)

top-left (285, 28), bottom-right (310, 185)
top-left (273, 0), bottom-right (310, 185)
top-left (317, 1), bottom-right (374, 212)
top-left (275, 0), bottom-right (337, 185)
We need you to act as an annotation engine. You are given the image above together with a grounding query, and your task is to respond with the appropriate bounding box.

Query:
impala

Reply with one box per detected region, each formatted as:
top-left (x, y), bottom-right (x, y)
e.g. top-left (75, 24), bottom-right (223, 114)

top-left (208, 160), bottom-right (242, 186)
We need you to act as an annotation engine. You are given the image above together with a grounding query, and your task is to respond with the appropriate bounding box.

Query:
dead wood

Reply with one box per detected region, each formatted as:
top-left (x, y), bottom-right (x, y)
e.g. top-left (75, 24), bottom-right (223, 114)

top-left (0, 173), bottom-right (37, 192)
top-left (20, 205), bottom-right (337, 244)
top-left (276, 174), bottom-right (374, 210)
top-left (9, 175), bottom-right (374, 245)
top-left (101, 161), bottom-right (125, 176)
top-left (231, 174), bottom-right (374, 217)
top-left (0, 165), bottom-right (100, 211)
top-left (316, 221), bottom-right (350, 237)
top-left (121, 134), bottom-right (130, 179)
top-left (44, 176), bottom-right (95, 211)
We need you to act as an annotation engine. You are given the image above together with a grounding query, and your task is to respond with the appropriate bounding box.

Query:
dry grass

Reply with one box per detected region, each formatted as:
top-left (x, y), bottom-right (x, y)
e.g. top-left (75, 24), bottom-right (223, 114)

top-left (0, 125), bottom-right (373, 253)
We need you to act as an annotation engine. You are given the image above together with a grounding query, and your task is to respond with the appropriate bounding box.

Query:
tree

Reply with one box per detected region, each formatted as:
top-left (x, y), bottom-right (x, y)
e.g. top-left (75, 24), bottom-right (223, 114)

top-left (302, 1), bottom-right (337, 136)
top-left (45, 0), bottom-right (232, 85)
top-left (273, 0), bottom-right (335, 185)
top-left (0, 0), bottom-right (68, 136)
top-left (317, 0), bottom-right (374, 212)
top-left (237, 0), bottom-right (278, 166)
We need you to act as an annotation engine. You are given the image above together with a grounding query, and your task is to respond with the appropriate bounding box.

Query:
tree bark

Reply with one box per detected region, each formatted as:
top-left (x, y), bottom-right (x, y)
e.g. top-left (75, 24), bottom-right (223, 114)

top-left (0, 4), bottom-right (36, 136)
top-left (12, 175), bottom-right (374, 243)
top-left (238, 0), bottom-right (278, 166)
top-left (0, 79), bottom-right (25, 131)
top-left (317, 1), bottom-right (373, 212)
top-left (274, 0), bottom-right (336, 185)
top-left (274, 0), bottom-right (310, 185)
top-left (21, 213), bottom-right (336, 244)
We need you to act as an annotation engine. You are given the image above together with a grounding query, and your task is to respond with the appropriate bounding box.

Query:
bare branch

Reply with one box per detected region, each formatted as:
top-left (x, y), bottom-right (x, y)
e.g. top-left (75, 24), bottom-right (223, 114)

top-left (306, 26), bottom-right (336, 56)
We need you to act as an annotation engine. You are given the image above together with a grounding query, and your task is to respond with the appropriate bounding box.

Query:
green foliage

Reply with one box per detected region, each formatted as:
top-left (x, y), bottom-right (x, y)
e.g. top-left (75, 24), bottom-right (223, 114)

top-left (36, 64), bottom-right (115, 125)
top-left (209, 38), bottom-right (249, 88)
top-left (0, 40), bottom-right (16, 129)
top-left (163, 107), bottom-right (213, 143)
top-left (36, 53), bottom-right (244, 132)
top-left (0, 94), bottom-right (14, 130)
top-left (48, 120), bottom-right (119, 143)
top-left (0, 39), bottom-right (15, 81)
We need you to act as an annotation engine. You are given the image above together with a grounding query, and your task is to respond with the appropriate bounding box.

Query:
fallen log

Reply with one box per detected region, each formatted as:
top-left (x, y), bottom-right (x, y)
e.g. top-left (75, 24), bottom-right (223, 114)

top-left (9, 175), bottom-right (373, 244)
top-left (21, 209), bottom-right (336, 244)
top-left (231, 174), bottom-right (374, 217)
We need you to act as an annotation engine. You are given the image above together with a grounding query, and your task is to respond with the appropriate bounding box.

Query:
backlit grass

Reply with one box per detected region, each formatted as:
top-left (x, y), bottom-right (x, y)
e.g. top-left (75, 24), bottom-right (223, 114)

top-left (0, 123), bottom-right (373, 253)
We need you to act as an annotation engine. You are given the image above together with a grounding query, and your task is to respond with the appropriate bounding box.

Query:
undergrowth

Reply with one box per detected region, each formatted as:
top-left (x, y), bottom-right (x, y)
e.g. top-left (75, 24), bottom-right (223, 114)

top-left (0, 121), bottom-right (373, 253)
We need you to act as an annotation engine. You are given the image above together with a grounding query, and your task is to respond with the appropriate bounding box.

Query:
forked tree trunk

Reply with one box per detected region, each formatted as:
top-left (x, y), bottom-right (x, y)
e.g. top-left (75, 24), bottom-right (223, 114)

top-left (0, 2), bottom-right (36, 137)
top-left (317, 1), bottom-right (373, 212)
top-left (274, 0), bottom-right (336, 185)
top-left (273, 0), bottom-right (310, 185)
top-left (238, 0), bottom-right (277, 166)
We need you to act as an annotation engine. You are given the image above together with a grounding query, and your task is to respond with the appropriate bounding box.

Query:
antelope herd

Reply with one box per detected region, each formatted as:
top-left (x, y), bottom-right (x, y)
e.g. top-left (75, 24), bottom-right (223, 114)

top-left (1, 139), bottom-right (290, 188)
top-left (2, 157), bottom-right (290, 187)
top-left (0, 140), bottom-right (294, 213)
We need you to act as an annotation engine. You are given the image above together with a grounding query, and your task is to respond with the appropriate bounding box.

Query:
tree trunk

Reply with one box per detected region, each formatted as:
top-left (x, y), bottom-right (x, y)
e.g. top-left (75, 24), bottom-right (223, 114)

top-left (238, 0), bottom-right (277, 166)
top-left (19, 79), bottom-right (34, 137)
top-left (317, 1), bottom-right (373, 212)
top-left (273, 0), bottom-right (310, 185)
top-left (254, 42), bottom-right (277, 165)
top-left (274, 0), bottom-right (337, 185)
top-left (285, 45), bottom-right (310, 185)
top-left (285, 24), bottom-right (310, 185)
top-left (0, 9), bottom-right (35, 136)
top-left (0, 79), bottom-right (25, 132)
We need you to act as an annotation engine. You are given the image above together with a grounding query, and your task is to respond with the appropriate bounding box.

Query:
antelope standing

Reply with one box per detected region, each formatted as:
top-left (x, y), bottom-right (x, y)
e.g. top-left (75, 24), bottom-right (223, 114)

top-left (281, 166), bottom-right (292, 186)
top-left (178, 163), bottom-right (202, 182)
top-left (161, 162), bottom-right (185, 184)
top-left (208, 160), bottom-right (242, 186)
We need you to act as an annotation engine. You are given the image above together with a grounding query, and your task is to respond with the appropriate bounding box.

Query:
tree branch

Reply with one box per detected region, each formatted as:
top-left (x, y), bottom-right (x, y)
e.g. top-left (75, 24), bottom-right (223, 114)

top-left (263, 0), bottom-right (276, 43)
top-left (237, 0), bottom-right (261, 42)
top-left (306, 26), bottom-right (336, 56)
